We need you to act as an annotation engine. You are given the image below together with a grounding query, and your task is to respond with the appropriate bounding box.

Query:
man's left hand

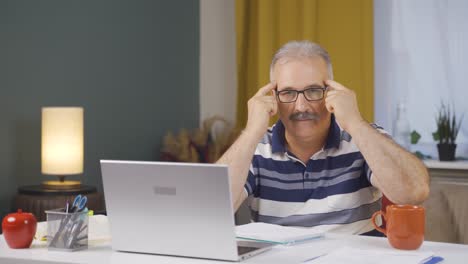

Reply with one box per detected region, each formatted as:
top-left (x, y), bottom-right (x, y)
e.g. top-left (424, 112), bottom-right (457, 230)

top-left (324, 80), bottom-right (365, 132)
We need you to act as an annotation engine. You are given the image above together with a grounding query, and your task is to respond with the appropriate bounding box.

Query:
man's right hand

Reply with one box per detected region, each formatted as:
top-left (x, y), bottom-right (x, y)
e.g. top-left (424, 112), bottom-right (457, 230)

top-left (245, 82), bottom-right (278, 139)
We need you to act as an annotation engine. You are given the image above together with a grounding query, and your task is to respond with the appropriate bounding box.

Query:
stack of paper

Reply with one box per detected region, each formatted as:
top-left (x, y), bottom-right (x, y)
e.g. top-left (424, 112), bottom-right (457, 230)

top-left (235, 222), bottom-right (323, 245)
top-left (304, 247), bottom-right (441, 264)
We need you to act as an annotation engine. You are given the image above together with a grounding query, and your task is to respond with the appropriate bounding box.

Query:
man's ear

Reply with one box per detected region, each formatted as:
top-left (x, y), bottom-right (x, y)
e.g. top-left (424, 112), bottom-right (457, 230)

top-left (325, 101), bottom-right (334, 113)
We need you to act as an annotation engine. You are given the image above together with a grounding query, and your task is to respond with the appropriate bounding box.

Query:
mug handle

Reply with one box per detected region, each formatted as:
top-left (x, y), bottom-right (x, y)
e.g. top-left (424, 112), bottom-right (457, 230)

top-left (371, 210), bottom-right (387, 235)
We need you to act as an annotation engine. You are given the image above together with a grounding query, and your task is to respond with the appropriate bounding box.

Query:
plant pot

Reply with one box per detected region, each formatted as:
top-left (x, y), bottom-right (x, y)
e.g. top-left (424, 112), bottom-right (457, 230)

top-left (437, 143), bottom-right (457, 161)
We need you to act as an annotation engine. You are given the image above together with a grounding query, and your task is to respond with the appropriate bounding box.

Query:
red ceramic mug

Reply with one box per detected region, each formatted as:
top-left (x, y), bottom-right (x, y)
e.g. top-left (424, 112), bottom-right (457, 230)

top-left (372, 204), bottom-right (425, 250)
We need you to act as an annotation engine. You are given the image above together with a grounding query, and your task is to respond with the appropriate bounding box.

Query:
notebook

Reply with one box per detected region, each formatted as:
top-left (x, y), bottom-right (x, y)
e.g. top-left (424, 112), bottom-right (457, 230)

top-left (303, 246), bottom-right (442, 264)
top-left (236, 222), bottom-right (323, 245)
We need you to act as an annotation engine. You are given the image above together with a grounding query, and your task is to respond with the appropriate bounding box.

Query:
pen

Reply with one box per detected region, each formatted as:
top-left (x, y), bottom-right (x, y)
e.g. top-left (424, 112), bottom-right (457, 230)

top-left (302, 253), bottom-right (327, 263)
top-left (66, 220), bottom-right (83, 248)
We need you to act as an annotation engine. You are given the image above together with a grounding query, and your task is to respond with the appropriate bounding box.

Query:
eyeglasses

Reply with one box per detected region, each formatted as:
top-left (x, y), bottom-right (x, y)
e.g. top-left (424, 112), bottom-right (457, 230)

top-left (275, 86), bottom-right (328, 103)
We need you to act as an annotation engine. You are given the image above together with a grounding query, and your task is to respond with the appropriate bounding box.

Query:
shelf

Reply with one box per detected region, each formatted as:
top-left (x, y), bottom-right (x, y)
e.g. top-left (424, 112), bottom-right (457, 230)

top-left (423, 160), bottom-right (468, 170)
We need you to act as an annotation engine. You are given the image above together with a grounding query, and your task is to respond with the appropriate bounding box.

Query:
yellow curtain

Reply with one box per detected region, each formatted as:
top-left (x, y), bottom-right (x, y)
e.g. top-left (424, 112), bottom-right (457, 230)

top-left (235, 0), bottom-right (374, 128)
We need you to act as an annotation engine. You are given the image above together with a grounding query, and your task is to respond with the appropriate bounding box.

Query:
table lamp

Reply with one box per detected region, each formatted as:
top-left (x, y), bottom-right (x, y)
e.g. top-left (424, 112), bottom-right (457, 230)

top-left (41, 107), bottom-right (84, 190)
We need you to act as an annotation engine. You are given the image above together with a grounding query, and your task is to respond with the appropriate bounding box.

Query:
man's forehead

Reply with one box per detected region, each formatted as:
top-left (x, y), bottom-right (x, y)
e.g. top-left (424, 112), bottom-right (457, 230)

top-left (277, 82), bottom-right (325, 91)
top-left (273, 57), bottom-right (328, 86)
top-left (275, 68), bottom-right (326, 90)
top-left (277, 79), bottom-right (326, 91)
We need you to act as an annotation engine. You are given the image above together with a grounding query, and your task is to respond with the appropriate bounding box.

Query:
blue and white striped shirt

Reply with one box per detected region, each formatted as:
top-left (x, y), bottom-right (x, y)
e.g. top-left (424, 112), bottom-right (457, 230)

top-left (244, 115), bottom-right (388, 234)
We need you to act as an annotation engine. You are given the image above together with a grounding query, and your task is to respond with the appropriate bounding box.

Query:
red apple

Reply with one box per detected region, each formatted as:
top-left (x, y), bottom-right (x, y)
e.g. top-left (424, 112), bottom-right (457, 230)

top-left (2, 209), bottom-right (37, 249)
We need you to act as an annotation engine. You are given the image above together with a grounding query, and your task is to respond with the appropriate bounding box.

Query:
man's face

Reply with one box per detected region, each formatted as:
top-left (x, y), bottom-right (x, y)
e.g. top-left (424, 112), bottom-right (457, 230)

top-left (273, 57), bottom-right (331, 138)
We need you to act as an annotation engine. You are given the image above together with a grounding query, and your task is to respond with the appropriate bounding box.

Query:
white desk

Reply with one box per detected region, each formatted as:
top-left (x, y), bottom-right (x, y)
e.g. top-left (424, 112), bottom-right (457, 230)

top-left (1, 234), bottom-right (468, 264)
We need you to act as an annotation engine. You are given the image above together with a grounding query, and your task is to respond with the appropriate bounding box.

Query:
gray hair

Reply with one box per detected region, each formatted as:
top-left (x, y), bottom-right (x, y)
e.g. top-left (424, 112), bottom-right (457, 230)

top-left (269, 40), bottom-right (333, 81)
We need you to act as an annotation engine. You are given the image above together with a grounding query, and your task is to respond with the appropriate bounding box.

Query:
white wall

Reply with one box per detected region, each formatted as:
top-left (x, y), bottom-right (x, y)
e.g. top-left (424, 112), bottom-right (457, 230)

top-left (199, 0), bottom-right (237, 125)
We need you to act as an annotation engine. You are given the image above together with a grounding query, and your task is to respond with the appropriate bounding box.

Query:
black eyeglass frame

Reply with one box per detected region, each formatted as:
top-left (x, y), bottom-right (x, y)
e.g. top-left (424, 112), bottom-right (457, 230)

top-left (274, 86), bottom-right (328, 103)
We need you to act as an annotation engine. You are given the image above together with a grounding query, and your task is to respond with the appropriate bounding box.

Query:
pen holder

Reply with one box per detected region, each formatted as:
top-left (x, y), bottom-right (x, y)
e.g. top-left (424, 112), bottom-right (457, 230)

top-left (45, 208), bottom-right (89, 251)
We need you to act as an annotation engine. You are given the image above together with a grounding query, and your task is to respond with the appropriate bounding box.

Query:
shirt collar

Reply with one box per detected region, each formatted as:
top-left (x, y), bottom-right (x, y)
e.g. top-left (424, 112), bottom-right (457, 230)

top-left (271, 114), bottom-right (341, 153)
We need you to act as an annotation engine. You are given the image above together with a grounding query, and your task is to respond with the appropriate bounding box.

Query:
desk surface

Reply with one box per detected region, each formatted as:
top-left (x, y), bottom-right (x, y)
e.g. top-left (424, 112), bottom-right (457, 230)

top-left (1, 234), bottom-right (468, 264)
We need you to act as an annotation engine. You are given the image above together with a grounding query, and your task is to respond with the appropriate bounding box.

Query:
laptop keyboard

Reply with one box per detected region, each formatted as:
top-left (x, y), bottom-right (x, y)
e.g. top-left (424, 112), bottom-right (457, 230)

top-left (237, 246), bottom-right (259, 255)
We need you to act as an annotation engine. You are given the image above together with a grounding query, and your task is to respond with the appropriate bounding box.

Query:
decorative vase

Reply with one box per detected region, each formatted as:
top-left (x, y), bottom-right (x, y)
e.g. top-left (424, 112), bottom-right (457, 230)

top-left (2, 209), bottom-right (37, 249)
top-left (437, 143), bottom-right (456, 161)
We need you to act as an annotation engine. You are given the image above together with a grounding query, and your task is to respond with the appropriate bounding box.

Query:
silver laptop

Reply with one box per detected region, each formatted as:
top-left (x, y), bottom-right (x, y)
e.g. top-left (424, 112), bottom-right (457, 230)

top-left (100, 160), bottom-right (273, 262)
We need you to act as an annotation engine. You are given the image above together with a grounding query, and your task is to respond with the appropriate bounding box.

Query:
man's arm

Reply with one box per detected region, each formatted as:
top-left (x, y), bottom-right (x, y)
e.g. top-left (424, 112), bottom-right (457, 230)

top-left (217, 82), bottom-right (277, 211)
top-left (347, 121), bottom-right (429, 204)
top-left (217, 131), bottom-right (259, 211)
top-left (325, 80), bottom-right (429, 205)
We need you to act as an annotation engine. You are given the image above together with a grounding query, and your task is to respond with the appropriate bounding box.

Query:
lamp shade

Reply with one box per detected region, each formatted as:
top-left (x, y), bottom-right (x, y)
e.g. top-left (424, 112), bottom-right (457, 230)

top-left (41, 107), bottom-right (84, 175)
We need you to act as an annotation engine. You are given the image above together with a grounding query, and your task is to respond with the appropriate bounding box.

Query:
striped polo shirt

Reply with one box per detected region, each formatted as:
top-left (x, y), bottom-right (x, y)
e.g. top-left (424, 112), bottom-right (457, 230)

top-left (244, 115), bottom-right (388, 234)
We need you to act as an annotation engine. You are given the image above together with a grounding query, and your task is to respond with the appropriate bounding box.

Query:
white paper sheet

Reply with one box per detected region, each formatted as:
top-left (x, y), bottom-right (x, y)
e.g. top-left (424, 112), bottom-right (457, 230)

top-left (304, 246), bottom-right (435, 264)
top-left (235, 222), bottom-right (323, 245)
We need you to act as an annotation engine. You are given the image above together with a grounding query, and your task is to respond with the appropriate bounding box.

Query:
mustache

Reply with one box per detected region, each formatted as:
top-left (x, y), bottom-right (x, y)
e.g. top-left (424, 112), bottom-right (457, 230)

top-left (289, 112), bottom-right (320, 121)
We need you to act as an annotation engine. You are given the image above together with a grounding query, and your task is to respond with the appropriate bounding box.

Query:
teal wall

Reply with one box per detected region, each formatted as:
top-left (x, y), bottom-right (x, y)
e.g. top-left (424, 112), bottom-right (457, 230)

top-left (0, 0), bottom-right (199, 229)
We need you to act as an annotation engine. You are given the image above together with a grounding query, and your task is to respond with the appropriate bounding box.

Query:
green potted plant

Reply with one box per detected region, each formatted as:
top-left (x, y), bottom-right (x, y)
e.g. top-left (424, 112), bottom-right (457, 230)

top-left (432, 102), bottom-right (464, 161)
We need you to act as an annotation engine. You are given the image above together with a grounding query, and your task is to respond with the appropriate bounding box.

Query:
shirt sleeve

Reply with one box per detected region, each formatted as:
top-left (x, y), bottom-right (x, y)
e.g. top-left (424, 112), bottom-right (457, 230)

top-left (244, 163), bottom-right (258, 196)
top-left (364, 161), bottom-right (373, 183)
